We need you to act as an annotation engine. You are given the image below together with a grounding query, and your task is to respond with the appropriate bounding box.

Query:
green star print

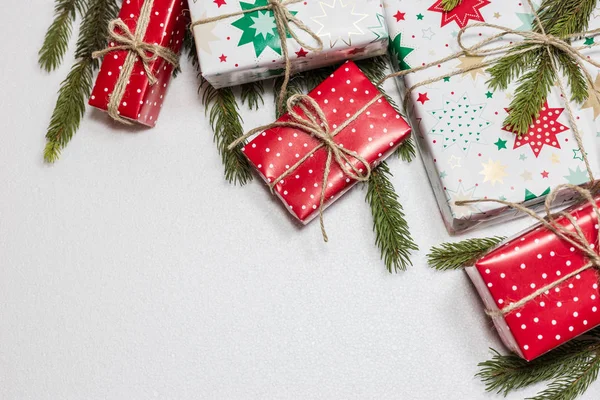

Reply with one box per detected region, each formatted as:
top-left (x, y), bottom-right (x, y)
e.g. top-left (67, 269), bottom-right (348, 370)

top-left (231, 0), bottom-right (297, 57)
top-left (390, 33), bottom-right (414, 71)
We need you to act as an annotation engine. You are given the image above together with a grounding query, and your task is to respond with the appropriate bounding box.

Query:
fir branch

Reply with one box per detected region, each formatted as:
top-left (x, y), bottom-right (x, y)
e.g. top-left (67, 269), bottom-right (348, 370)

top-left (477, 332), bottom-right (600, 399)
top-left (489, 0), bottom-right (597, 135)
top-left (201, 80), bottom-right (253, 185)
top-left (274, 74), bottom-right (307, 117)
top-left (355, 56), bottom-right (389, 83)
top-left (531, 358), bottom-right (600, 400)
top-left (39, 0), bottom-right (88, 72)
top-left (441, 0), bottom-right (463, 12)
top-left (367, 162), bottom-right (418, 273)
top-left (44, 59), bottom-right (94, 163)
top-left (44, 0), bottom-right (119, 163)
top-left (502, 49), bottom-right (555, 135)
top-left (241, 82), bottom-right (265, 111)
top-left (487, 45), bottom-right (541, 91)
top-left (556, 49), bottom-right (589, 104)
top-left (427, 236), bottom-right (505, 271)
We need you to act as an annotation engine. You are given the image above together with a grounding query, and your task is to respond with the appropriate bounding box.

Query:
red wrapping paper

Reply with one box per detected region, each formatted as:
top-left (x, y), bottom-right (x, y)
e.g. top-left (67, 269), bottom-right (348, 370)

top-left (89, 0), bottom-right (188, 126)
top-left (467, 198), bottom-right (600, 361)
top-left (242, 61), bottom-right (412, 224)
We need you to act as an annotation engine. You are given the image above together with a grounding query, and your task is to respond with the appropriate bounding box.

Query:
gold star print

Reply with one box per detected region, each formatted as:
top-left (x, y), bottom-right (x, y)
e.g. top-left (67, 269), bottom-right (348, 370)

top-left (505, 92), bottom-right (513, 100)
top-left (493, 12), bottom-right (501, 19)
top-left (582, 73), bottom-right (600, 120)
top-left (480, 159), bottom-right (508, 185)
top-left (456, 56), bottom-right (487, 80)
top-left (551, 153), bottom-right (560, 164)
top-left (449, 155), bottom-right (462, 169)
top-left (192, 12), bottom-right (219, 55)
top-left (520, 170), bottom-right (533, 181)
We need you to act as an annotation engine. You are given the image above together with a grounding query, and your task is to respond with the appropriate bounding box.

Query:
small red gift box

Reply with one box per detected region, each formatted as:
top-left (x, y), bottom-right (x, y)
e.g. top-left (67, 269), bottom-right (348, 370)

top-left (241, 61), bottom-right (412, 224)
top-left (467, 198), bottom-right (600, 361)
top-left (89, 0), bottom-right (188, 126)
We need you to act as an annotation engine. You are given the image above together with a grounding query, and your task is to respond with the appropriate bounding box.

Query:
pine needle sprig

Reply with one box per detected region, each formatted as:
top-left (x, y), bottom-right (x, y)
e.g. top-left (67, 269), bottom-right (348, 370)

top-left (201, 80), bottom-right (254, 185)
top-left (240, 82), bottom-right (265, 110)
top-left (441, 0), bottom-right (463, 12)
top-left (501, 50), bottom-right (555, 135)
top-left (477, 331), bottom-right (600, 399)
top-left (427, 236), bottom-right (505, 270)
top-left (39, 0), bottom-right (88, 72)
top-left (44, 0), bottom-right (119, 163)
top-left (367, 162), bottom-right (418, 273)
top-left (355, 56), bottom-right (389, 83)
top-left (274, 74), bottom-right (308, 117)
top-left (488, 0), bottom-right (596, 136)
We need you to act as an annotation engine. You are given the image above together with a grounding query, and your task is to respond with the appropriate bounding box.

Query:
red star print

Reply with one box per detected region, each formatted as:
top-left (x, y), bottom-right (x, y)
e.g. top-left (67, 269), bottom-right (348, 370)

top-left (349, 47), bottom-right (367, 55)
top-left (428, 0), bottom-right (490, 28)
top-left (394, 11), bottom-right (406, 22)
top-left (417, 93), bottom-right (430, 105)
top-left (503, 102), bottom-right (569, 158)
top-left (296, 48), bottom-right (308, 57)
top-left (219, 54), bottom-right (227, 62)
top-left (214, 0), bottom-right (227, 7)
top-left (541, 170), bottom-right (550, 178)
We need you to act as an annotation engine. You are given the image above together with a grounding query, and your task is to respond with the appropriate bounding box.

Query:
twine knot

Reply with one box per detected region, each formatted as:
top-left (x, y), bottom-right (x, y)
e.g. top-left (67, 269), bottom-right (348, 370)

top-left (92, 0), bottom-right (179, 124)
top-left (191, 0), bottom-right (323, 113)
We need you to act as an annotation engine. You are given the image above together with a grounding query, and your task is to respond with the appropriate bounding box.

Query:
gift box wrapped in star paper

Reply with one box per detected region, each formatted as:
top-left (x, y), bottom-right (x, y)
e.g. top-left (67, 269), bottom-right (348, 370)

top-left (383, 0), bottom-right (600, 233)
top-left (466, 197), bottom-right (600, 361)
top-left (189, 0), bottom-right (390, 88)
top-left (241, 61), bottom-right (412, 225)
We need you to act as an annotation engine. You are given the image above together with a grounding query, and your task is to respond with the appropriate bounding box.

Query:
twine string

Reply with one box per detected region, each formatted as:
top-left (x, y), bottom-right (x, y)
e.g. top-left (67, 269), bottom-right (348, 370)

top-left (92, 0), bottom-right (179, 124)
top-left (191, 0), bottom-right (323, 113)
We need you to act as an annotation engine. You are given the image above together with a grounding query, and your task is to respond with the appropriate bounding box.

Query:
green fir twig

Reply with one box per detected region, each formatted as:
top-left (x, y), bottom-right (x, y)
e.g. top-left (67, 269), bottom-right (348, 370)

top-left (427, 236), bottom-right (505, 270)
top-left (43, 0), bottom-right (119, 163)
top-left (489, 0), bottom-right (596, 135)
top-left (367, 162), bottom-right (418, 273)
top-left (39, 0), bottom-right (87, 72)
top-left (441, 0), bottom-right (463, 12)
top-left (241, 82), bottom-right (265, 111)
top-left (201, 80), bottom-right (253, 185)
top-left (477, 331), bottom-right (600, 399)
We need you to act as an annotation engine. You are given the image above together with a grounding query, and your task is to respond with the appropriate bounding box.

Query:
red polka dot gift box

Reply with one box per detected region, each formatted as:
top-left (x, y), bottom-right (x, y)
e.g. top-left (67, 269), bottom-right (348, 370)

top-left (466, 198), bottom-right (600, 361)
top-left (89, 0), bottom-right (189, 126)
top-left (188, 0), bottom-right (389, 89)
top-left (383, 0), bottom-right (600, 234)
top-left (241, 61), bottom-right (412, 225)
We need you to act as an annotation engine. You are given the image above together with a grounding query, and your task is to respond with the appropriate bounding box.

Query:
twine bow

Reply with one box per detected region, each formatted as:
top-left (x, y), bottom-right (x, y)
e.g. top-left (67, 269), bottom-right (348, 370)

top-left (229, 93), bottom-right (383, 242)
top-left (191, 0), bottom-right (324, 113)
top-left (92, 0), bottom-right (179, 124)
top-left (381, 0), bottom-right (600, 316)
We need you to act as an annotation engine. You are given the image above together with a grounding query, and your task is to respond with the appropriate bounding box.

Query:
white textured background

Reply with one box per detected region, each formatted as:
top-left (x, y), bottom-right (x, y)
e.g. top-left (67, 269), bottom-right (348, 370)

top-left (1, 1), bottom-right (598, 399)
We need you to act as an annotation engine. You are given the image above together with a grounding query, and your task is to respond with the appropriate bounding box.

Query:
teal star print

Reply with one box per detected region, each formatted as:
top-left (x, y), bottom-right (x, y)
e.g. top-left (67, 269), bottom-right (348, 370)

top-left (585, 37), bottom-right (595, 46)
top-left (573, 148), bottom-right (586, 161)
top-left (231, 0), bottom-right (297, 57)
top-left (519, 153), bottom-right (528, 161)
top-left (417, 13), bottom-right (424, 20)
top-left (494, 138), bottom-right (507, 150)
top-left (485, 91), bottom-right (493, 99)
